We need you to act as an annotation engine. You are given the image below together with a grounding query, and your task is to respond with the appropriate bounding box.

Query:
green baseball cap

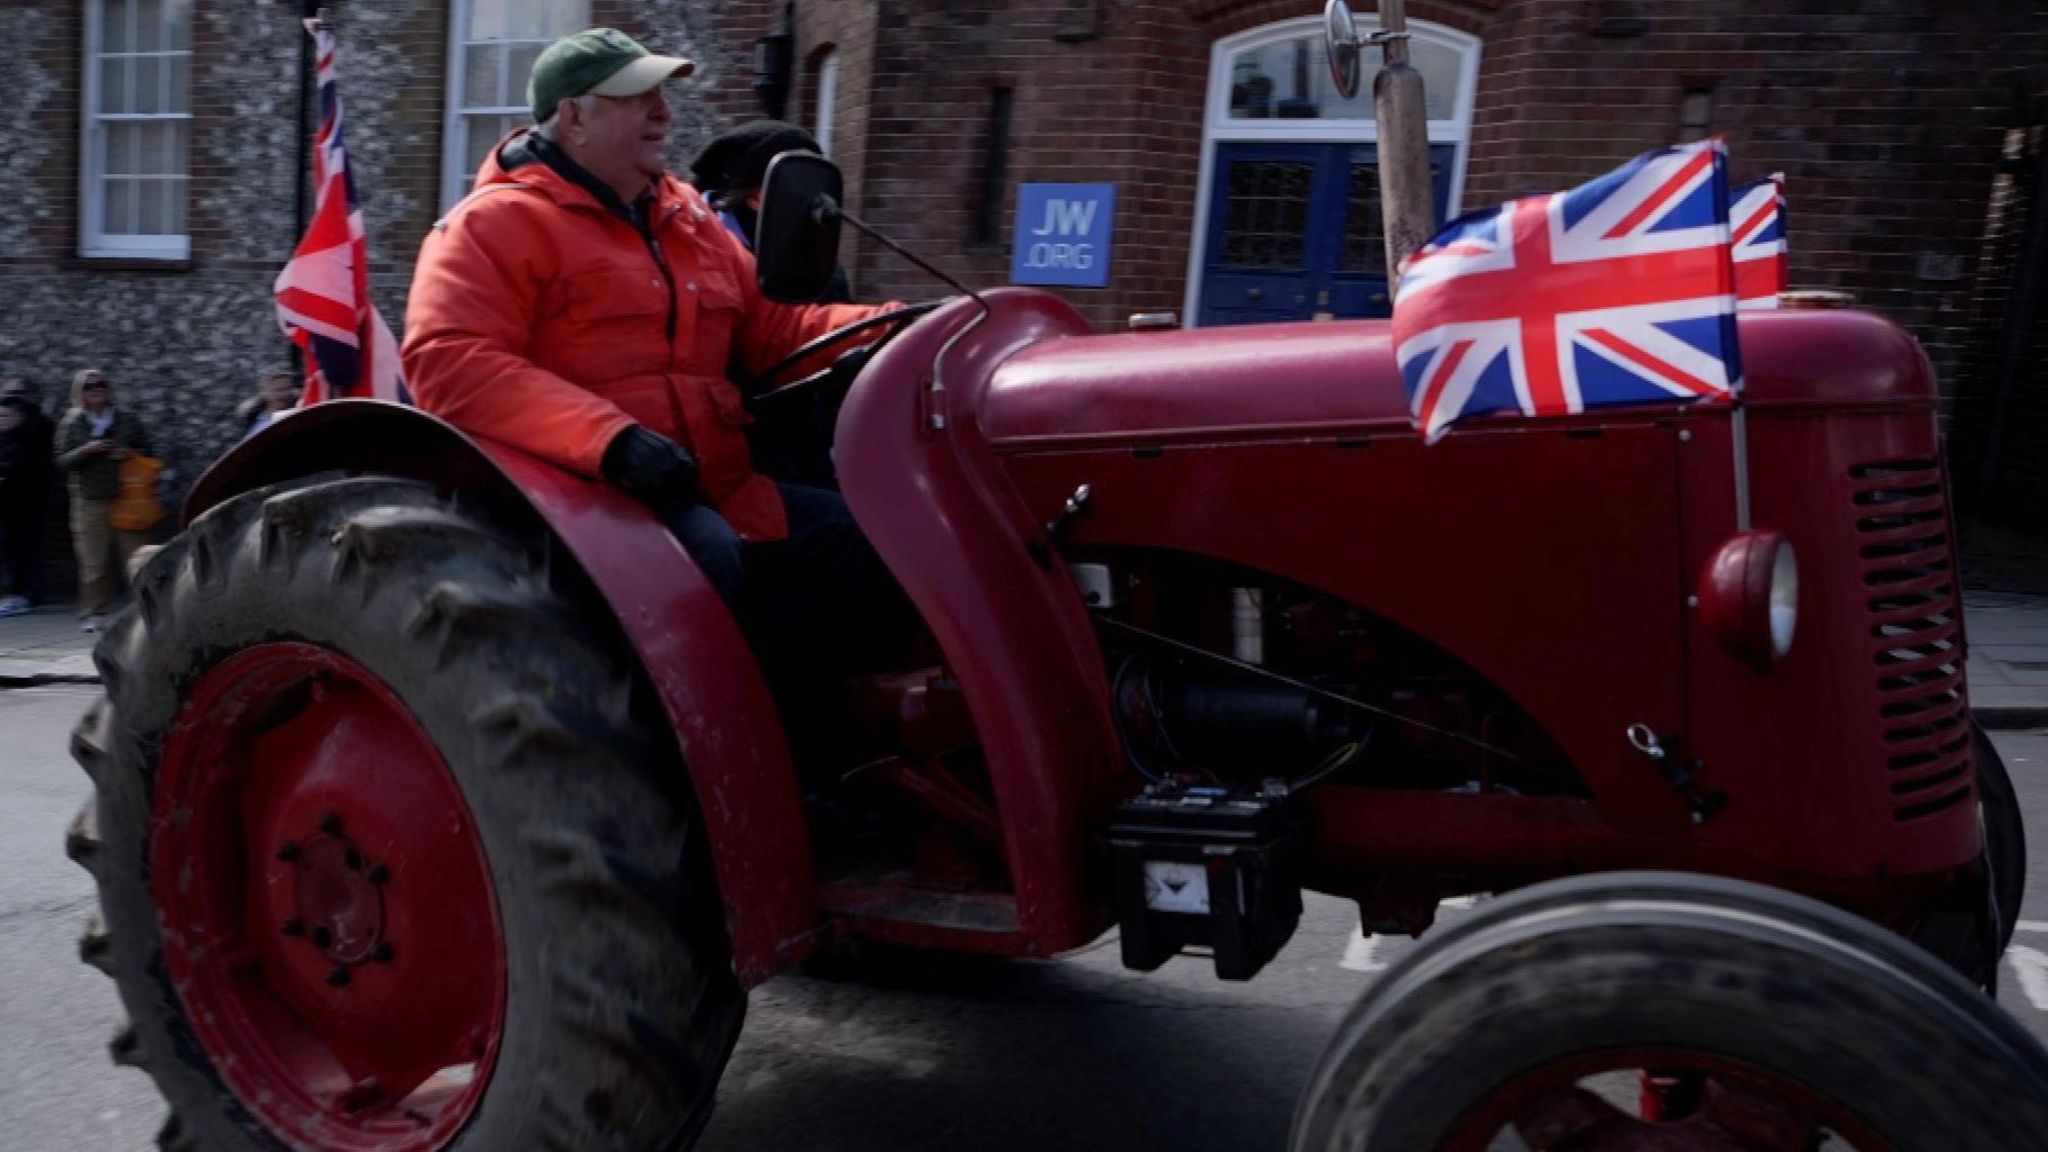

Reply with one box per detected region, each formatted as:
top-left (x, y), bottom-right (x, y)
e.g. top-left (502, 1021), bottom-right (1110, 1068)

top-left (527, 28), bottom-right (696, 123)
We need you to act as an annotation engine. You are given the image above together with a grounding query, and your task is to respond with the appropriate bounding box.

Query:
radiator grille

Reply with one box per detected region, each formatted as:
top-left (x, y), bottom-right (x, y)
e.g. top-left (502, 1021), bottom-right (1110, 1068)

top-left (1851, 458), bottom-right (1972, 822)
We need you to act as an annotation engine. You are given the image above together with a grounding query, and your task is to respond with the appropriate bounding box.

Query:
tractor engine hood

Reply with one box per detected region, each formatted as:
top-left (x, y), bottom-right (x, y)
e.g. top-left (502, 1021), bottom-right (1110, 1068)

top-left (978, 308), bottom-right (1936, 448)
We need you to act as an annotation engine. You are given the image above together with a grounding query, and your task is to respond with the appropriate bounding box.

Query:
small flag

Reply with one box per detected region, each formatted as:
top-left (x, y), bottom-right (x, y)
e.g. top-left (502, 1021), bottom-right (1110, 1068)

top-left (1731, 174), bottom-right (1788, 310)
top-left (274, 20), bottom-right (409, 405)
top-left (1392, 139), bottom-right (1741, 444)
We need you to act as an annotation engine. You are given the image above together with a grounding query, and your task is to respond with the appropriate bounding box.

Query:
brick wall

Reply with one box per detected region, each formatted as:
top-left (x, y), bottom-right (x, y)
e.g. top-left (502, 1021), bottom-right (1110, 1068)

top-left (811, 0), bottom-right (2046, 388)
top-left (1456, 0), bottom-right (2048, 399)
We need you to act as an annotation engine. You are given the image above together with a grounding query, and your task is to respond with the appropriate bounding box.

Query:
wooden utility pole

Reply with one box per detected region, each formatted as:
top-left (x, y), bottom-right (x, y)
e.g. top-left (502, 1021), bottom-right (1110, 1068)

top-left (1372, 0), bottom-right (1437, 294)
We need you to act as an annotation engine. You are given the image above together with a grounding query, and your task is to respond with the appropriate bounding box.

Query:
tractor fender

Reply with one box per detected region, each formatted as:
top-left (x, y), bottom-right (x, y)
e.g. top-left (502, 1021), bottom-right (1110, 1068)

top-left (188, 400), bottom-right (815, 985)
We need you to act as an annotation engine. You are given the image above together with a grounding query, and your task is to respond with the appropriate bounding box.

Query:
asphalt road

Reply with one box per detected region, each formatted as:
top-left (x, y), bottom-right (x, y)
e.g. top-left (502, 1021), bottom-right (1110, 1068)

top-left (3, 682), bottom-right (2046, 1150)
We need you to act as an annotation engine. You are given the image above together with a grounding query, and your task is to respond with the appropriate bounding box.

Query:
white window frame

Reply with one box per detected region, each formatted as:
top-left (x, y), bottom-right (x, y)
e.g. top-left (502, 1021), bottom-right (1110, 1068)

top-left (1182, 15), bottom-right (1482, 325)
top-left (814, 50), bottom-right (840, 158)
top-left (79, 0), bottom-right (194, 260)
top-left (441, 0), bottom-right (590, 211)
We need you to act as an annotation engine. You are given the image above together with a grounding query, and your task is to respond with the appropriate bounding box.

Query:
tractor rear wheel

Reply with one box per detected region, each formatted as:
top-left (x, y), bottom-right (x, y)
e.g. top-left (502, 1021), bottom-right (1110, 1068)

top-left (68, 476), bottom-right (743, 1152)
top-left (1291, 871), bottom-right (2048, 1152)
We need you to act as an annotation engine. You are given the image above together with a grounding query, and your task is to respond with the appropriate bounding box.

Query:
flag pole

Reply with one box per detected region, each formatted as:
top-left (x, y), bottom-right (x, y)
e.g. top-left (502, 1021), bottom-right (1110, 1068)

top-left (1724, 145), bottom-right (1753, 533)
top-left (1372, 0), bottom-right (1437, 292)
top-left (1731, 398), bottom-right (1752, 531)
top-left (285, 2), bottom-right (328, 377)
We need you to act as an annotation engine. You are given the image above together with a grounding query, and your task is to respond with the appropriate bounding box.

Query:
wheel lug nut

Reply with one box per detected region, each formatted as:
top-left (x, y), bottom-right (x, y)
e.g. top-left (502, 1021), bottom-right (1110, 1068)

top-left (281, 918), bottom-right (304, 937)
top-left (276, 841), bottom-right (300, 862)
top-left (371, 942), bottom-right (394, 964)
top-left (312, 927), bottom-right (333, 949)
top-left (319, 813), bottom-right (344, 837)
top-left (327, 965), bottom-right (350, 988)
top-left (366, 863), bottom-right (389, 885)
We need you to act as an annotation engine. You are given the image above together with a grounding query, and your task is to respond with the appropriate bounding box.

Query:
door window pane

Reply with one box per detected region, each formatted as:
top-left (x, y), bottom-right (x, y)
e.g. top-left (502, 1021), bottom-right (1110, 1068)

top-left (1219, 161), bottom-right (1313, 269)
top-left (1226, 31), bottom-right (1465, 123)
top-left (1342, 165), bottom-right (1385, 274)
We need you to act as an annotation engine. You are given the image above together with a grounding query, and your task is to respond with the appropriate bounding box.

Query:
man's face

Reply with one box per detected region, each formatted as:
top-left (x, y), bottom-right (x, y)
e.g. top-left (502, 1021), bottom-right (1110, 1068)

top-left (570, 87), bottom-right (672, 192)
top-left (79, 375), bottom-right (109, 412)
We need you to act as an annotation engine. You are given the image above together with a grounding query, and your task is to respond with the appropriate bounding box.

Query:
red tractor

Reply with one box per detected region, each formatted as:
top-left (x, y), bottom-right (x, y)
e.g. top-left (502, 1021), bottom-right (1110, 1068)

top-left (65, 159), bottom-right (2025, 1152)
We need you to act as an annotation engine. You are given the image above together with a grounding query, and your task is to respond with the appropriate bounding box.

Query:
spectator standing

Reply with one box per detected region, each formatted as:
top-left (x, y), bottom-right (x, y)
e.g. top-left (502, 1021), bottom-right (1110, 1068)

top-left (55, 369), bottom-right (153, 632)
top-left (237, 370), bottom-right (301, 440)
top-left (0, 380), bottom-right (55, 616)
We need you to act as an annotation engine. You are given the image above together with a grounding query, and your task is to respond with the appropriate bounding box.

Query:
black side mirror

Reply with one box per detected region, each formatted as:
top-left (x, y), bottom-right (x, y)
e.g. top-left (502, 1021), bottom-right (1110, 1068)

top-left (755, 152), bottom-right (846, 304)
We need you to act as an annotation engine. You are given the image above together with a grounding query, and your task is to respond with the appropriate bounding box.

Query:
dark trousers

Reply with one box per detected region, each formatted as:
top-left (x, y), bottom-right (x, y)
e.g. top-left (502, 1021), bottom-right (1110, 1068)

top-left (664, 483), bottom-right (905, 769)
top-left (0, 492), bottom-right (47, 602)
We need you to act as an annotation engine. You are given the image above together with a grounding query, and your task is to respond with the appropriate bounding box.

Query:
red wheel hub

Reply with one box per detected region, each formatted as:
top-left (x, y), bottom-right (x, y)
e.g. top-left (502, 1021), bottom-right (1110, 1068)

top-left (152, 644), bottom-right (505, 1152)
top-left (1442, 1048), bottom-right (1892, 1152)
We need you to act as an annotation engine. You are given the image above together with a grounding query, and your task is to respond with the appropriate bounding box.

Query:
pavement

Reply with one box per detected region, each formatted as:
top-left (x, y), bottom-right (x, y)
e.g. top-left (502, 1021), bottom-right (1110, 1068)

top-left (9, 587), bottom-right (2048, 725)
top-left (0, 604), bottom-right (100, 686)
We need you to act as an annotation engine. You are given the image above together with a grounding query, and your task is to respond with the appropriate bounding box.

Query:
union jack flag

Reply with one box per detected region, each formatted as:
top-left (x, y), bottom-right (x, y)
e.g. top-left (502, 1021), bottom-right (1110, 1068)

top-left (273, 20), bottom-right (408, 405)
top-left (1732, 173), bottom-right (1788, 310)
top-left (1392, 139), bottom-right (1740, 444)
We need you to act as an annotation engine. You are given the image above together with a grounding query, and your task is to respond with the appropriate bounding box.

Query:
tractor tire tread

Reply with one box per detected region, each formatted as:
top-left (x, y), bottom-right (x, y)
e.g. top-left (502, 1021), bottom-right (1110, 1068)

top-left (64, 801), bottom-right (100, 876)
top-left (79, 913), bottom-right (114, 977)
top-left (1292, 872), bottom-right (2048, 1152)
top-left (73, 476), bottom-right (741, 1152)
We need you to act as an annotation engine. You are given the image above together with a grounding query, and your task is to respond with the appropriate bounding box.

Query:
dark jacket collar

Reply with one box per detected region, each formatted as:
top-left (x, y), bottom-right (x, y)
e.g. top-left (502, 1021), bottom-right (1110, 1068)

top-left (505, 132), bottom-right (653, 226)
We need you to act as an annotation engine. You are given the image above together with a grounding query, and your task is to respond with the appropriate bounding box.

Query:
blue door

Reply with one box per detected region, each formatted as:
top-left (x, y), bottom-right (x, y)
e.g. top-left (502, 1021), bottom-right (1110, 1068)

top-left (1198, 142), bottom-right (1455, 327)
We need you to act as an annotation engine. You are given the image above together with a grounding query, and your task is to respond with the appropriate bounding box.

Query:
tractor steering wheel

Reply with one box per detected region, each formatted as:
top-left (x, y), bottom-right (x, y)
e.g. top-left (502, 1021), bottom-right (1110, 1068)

top-left (744, 301), bottom-right (944, 411)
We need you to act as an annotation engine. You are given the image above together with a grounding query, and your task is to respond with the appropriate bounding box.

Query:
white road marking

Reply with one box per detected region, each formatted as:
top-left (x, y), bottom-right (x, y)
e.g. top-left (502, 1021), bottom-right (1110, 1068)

top-left (1341, 928), bottom-right (1386, 973)
top-left (1440, 896), bottom-right (1478, 910)
top-left (2014, 920), bottom-right (2048, 934)
top-left (2008, 946), bottom-right (2048, 1012)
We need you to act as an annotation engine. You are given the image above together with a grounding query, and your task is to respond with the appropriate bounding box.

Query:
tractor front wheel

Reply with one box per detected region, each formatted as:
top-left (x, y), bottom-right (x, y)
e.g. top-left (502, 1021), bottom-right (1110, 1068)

top-left (1292, 871), bottom-right (2048, 1152)
top-left (68, 477), bottom-right (743, 1152)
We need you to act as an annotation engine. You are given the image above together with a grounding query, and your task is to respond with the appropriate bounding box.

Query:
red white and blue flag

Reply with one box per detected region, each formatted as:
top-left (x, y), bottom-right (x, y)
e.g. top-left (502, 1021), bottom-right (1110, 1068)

top-left (1731, 173), bottom-right (1788, 310)
top-left (1392, 139), bottom-right (1740, 443)
top-left (274, 20), bottom-right (408, 405)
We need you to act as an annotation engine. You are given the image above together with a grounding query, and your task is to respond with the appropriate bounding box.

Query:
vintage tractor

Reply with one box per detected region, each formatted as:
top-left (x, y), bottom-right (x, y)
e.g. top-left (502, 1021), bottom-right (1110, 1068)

top-left (64, 76), bottom-right (2026, 1152)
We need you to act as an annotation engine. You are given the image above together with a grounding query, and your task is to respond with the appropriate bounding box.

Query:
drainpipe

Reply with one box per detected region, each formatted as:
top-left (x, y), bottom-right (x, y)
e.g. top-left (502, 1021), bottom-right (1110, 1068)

top-left (1979, 127), bottom-right (2048, 504)
top-left (285, 1), bottom-right (323, 373)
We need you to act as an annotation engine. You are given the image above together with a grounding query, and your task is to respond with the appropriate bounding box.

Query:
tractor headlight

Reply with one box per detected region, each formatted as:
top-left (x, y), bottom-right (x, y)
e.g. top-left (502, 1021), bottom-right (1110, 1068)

top-left (1700, 530), bottom-right (1798, 671)
top-left (1768, 540), bottom-right (1799, 659)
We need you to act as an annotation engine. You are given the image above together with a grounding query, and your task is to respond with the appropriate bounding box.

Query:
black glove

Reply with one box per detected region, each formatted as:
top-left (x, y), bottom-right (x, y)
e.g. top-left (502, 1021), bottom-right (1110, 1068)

top-left (602, 426), bottom-right (701, 512)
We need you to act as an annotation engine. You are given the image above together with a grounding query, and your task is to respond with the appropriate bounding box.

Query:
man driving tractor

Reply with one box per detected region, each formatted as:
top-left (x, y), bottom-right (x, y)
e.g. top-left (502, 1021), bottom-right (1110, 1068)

top-left (402, 28), bottom-right (898, 655)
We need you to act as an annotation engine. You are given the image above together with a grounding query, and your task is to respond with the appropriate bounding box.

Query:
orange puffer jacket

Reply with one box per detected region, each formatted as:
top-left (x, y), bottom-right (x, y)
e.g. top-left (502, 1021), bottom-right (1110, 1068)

top-left (403, 129), bottom-right (887, 541)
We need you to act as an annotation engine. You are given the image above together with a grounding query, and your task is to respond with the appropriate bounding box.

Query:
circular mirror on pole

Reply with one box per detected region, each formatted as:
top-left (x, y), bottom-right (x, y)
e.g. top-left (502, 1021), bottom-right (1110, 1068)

top-left (1324, 0), bottom-right (1363, 100)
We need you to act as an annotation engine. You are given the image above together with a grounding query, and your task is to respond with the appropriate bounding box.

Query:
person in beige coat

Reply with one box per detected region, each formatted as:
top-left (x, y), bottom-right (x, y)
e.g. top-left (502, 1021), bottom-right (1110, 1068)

top-left (53, 368), bottom-right (153, 631)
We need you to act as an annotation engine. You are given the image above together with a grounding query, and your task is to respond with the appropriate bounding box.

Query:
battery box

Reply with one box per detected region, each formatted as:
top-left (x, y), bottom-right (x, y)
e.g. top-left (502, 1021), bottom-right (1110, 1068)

top-left (1107, 782), bottom-right (1304, 981)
